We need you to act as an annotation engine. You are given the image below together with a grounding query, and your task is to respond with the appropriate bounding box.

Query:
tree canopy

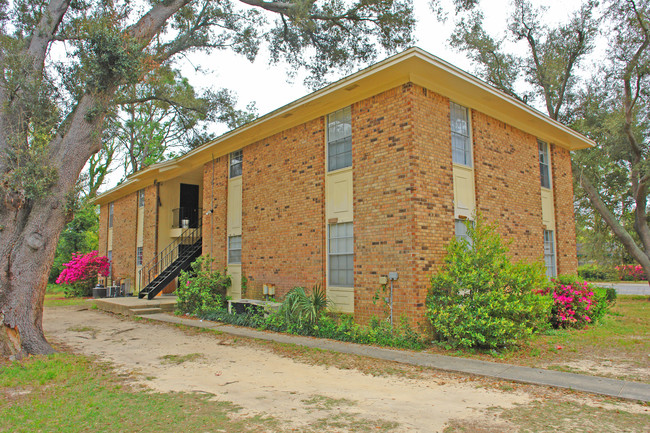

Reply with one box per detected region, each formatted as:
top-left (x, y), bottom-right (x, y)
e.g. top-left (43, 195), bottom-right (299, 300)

top-left (0, 0), bottom-right (415, 356)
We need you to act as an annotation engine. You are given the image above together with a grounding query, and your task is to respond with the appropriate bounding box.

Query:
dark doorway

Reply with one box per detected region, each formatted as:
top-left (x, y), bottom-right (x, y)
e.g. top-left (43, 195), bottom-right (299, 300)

top-left (179, 183), bottom-right (200, 228)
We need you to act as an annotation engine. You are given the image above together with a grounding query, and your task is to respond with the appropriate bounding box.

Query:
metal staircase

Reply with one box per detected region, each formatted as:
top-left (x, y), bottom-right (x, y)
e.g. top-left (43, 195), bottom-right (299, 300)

top-left (138, 219), bottom-right (202, 300)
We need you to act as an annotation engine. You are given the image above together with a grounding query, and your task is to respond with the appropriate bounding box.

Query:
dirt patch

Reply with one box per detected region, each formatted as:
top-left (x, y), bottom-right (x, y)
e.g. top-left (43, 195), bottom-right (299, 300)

top-left (43, 307), bottom-right (528, 432)
top-left (43, 307), bottom-right (648, 432)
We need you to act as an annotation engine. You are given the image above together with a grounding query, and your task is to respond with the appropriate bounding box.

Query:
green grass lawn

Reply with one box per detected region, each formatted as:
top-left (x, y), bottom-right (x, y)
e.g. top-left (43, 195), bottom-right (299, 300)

top-left (44, 283), bottom-right (89, 307)
top-left (0, 353), bottom-right (278, 433)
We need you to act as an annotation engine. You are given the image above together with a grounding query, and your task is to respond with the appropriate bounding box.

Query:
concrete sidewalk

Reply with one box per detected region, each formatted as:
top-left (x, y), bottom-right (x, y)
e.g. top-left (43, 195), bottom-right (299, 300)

top-left (142, 313), bottom-right (650, 403)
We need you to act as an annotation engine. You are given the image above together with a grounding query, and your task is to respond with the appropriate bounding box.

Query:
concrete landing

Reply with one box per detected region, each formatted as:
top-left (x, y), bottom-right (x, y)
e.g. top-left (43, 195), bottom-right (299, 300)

top-left (92, 296), bottom-right (176, 316)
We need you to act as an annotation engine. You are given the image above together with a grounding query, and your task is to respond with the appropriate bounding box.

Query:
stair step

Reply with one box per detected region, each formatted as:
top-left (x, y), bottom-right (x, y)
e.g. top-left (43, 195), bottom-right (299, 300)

top-left (131, 307), bottom-right (163, 315)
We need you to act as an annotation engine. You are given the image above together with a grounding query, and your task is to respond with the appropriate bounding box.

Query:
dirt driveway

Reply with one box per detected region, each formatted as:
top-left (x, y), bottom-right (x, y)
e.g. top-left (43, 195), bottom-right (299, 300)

top-left (43, 306), bottom-right (648, 432)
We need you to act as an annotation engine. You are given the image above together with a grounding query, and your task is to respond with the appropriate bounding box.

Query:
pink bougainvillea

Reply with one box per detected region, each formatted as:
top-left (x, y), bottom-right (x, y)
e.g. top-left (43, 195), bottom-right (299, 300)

top-left (615, 264), bottom-right (647, 281)
top-left (537, 280), bottom-right (595, 329)
top-left (56, 251), bottom-right (110, 285)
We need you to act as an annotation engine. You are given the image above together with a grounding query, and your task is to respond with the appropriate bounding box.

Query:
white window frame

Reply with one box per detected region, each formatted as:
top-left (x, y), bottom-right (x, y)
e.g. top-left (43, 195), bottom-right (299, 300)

top-left (107, 250), bottom-right (112, 276)
top-left (328, 222), bottom-right (354, 287)
top-left (228, 235), bottom-right (242, 264)
top-left (450, 102), bottom-right (472, 167)
top-left (136, 246), bottom-right (143, 267)
top-left (230, 150), bottom-right (243, 178)
top-left (138, 189), bottom-right (145, 208)
top-left (327, 106), bottom-right (352, 172)
top-left (454, 219), bottom-right (473, 246)
top-left (539, 140), bottom-right (551, 189)
top-left (544, 230), bottom-right (557, 278)
top-left (108, 202), bottom-right (114, 228)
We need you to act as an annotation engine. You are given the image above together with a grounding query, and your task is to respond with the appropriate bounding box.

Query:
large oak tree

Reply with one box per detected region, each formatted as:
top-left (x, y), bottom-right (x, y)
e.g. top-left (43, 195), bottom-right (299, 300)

top-left (0, 0), bottom-right (414, 356)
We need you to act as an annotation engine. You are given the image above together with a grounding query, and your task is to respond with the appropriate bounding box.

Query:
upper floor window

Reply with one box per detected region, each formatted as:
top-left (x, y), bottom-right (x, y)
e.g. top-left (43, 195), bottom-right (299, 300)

top-left (230, 150), bottom-right (243, 178)
top-left (138, 189), bottom-right (145, 208)
top-left (108, 202), bottom-right (114, 228)
top-left (327, 106), bottom-right (352, 172)
top-left (539, 140), bottom-right (551, 188)
top-left (450, 102), bottom-right (472, 167)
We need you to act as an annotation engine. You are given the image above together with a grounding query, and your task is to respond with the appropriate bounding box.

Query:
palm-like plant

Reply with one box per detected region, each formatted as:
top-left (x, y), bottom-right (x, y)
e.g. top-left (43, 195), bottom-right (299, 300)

top-left (281, 285), bottom-right (330, 326)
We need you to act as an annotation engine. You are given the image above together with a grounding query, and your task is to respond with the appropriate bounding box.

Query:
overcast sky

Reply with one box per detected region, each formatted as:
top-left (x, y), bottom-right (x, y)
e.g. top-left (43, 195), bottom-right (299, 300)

top-left (179, 0), bottom-right (591, 124)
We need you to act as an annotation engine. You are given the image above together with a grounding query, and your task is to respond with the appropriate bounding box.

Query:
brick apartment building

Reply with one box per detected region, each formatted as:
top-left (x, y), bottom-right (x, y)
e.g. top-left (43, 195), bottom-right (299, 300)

top-left (95, 47), bottom-right (592, 323)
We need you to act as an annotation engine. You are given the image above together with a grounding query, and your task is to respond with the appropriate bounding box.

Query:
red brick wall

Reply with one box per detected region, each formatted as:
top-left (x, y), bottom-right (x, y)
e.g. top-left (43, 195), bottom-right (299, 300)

top-left (551, 144), bottom-right (578, 274)
top-left (472, 111), bottom-right (544, 263)
top-left (408, 85), bottom-right (456, 322)
top-left (241, 118), bottom-right (326, 299)
top-left (202, 156), bottom-right (229, 268)
top-left (143, 185), bottom-right (158, 267)
top-left (98, 204), bottom-right (108, 257)
top-left (353, 84), bottom-right (419, 323)
top-left (111, 193), bottom-right (137, 281)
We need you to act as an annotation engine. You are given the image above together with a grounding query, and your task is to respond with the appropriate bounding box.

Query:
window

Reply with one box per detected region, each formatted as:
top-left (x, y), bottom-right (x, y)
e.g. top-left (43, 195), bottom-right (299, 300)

top-left (230, 150), bottom-right (242, 178)
top-left (329, 222), bottom-right (353, 286)
top-left (539, 140), bottom-right (551, 188)
top-left (136, 247), bottom-right (143, 267)
top-left (450, 102), bottom-right (472, 166)
top-left (107, 250), bottom-right (112, 276)
top-left (228, 235), bottom-right (242, 264)
top-left (455, 219), bottom-right (473, 245)
top-left (138, 189), bottom-right (145, 207)
top-left (544, 230), bottom-right (556, 277)
top-left (108, 203), bottom-right (114, 228)
top-left (327, 107), bottom-right (352, 172)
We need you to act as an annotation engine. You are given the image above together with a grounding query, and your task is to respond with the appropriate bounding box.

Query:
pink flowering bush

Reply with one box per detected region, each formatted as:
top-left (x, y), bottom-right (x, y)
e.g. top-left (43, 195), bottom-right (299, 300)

top-left (615, 264), bottom-right (647, 281)
top-left (537, 276), bottom-right (610, 329)
top-left (56, 251), bottom-right (110, 297)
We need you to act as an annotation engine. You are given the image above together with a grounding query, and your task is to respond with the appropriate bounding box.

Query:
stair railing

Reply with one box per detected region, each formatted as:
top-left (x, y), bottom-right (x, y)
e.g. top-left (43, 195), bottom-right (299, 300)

top-left (138, 217), bottom-right (202, 296)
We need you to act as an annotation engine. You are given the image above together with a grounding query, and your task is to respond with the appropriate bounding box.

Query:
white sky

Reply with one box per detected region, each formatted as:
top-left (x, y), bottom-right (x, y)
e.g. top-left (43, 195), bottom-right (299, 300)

top-left (99, 0), bottom-right (593, 191)
top-left (179, 0), bottom-right (591, 119)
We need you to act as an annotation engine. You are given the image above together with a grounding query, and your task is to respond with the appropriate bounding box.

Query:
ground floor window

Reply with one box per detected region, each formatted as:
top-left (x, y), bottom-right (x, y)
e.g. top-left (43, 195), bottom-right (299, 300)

top-left (107, 250), bottom-right (112, 277)
top-left (228, 236), bottom-right (242, 264)
top-left (454, 219), bottom-right (473, 245)
top-left (544, 230), bottom-right (556, 277)
top-left (329, 222), bottom-right (353, 287)
top-left (136, 247), bottom-right (143, 266)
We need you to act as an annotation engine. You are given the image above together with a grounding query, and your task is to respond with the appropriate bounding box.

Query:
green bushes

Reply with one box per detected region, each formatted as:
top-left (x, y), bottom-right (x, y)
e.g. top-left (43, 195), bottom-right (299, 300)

top-left (176, 256), bottom-right (230, 316)
top-left (426, 218), bottom-right (551, 349)
top-left (577, 264), bottom-right (616, 281)
top-left (200, 284), bottom-right (425, 350)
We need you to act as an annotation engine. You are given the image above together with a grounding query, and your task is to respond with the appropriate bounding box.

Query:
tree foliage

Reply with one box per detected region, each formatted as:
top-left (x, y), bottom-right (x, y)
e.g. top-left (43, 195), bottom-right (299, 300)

top-left (436, 0), bottom-right (650, 280)
top-left (0, 0), bottom-right (415, 356)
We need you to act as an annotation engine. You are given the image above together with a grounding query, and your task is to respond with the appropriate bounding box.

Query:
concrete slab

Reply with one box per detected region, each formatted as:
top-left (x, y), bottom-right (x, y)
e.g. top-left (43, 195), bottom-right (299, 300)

top-left (139, 313), bottom-right (650, 403)
top-left (92, 296), bottom-right (176, 316)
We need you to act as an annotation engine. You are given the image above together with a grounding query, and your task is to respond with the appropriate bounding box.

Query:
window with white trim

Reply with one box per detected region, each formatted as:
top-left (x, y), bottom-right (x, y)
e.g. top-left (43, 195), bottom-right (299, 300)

top-left (450, 102), bottom-right (472, 166)
top-left (539, 140), bottom-right (551, 188)
top-left (327, 107), bottom-right (352, 172)
top-left (138, 189), bottom-right (145, 207)
top-left (454, 219), bottom-right (473, 246)
top-left (228, 235), bottom-right (242, 264)
top-left (107, 250), bottom-right (112, 276)
top-left (544, 230), bottom-right (556, 277)
top-left (329, 222), bottom-right (353, 286)
top-left (136, 247), bottom-right (143, 267)
top-left (108, 202), bottom-right (114, 228)
top-left (230, 150), bottom-right (243, 178)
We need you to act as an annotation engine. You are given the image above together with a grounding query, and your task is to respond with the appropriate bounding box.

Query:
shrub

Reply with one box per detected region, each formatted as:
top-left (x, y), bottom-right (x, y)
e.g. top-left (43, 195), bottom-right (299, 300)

top-left (615, 264), bottom-right (647, 281)
top-left (278, 285), bottom-right (330, 329)
top-left (426, 217), bottom-right (551, 350)
top-left (176, 256), bottom-right (230, 316)
top-left (539, 275), bottom-right (613, 328)
top-left (577, 264), bottom-right (616, 281)
top-left (56, 251), bottom-right (110, 297)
